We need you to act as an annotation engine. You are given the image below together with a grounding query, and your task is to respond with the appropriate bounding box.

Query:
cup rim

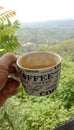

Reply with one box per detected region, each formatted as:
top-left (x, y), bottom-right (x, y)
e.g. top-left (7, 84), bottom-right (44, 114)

top-left (17, 51), bottom-right (62, 70)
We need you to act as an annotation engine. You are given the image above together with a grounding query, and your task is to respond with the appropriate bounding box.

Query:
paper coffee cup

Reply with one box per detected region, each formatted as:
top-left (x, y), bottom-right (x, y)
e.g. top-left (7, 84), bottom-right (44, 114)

top-left (16, 51), bottom-right (61, 96)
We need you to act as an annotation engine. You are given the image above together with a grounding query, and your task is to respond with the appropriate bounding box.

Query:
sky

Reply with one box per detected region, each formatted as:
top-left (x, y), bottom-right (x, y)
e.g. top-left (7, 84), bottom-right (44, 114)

top-left (0, 0), bottom-right (74, 23)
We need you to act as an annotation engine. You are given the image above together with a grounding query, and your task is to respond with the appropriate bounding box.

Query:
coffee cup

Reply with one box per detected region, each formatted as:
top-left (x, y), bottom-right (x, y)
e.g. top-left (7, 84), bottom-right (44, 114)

top-left (11, 51), bottom-right (61, 96)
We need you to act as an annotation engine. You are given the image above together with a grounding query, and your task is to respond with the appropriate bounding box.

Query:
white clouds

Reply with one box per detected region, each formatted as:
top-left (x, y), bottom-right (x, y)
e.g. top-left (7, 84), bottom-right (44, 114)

top-left (0, 0), bottom-right (74, 22)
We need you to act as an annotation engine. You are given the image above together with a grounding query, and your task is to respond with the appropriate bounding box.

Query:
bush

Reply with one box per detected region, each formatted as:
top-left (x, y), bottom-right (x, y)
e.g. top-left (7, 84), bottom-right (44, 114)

top-left (0, 59), bottom-right (74, 130)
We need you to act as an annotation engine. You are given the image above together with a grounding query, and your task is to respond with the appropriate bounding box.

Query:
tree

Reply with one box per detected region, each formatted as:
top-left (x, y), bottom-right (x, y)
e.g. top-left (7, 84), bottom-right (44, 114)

top-left (0, 6), bottom-right (20, 56)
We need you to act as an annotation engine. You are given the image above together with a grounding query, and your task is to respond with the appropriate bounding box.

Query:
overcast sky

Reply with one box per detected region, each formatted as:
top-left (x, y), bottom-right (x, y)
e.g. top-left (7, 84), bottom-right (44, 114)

top-left (0, 0), bottom-right (74, 22)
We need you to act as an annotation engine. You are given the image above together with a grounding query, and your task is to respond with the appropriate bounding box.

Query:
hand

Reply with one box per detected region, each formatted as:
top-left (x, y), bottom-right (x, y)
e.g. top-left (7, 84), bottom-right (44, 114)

top-left (0, 53), bottom-right (20, 107)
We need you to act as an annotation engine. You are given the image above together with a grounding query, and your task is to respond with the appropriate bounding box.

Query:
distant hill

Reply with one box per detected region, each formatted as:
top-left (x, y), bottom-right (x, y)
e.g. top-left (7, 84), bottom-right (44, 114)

top-left (16, 20), bottom-right (74, 61)
top-left (17, 20), bottom-right (74, 45)
top-left (21, 20), bottom-right (74, 28)
top-left (37, 39), bottom-right (74, 61)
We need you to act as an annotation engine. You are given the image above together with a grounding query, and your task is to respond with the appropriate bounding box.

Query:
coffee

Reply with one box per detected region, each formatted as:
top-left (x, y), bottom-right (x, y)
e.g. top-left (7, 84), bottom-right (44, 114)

top-left (19, 52), bottom-right (57, 69)
top-left (20, 62), bottom-right (56, 69)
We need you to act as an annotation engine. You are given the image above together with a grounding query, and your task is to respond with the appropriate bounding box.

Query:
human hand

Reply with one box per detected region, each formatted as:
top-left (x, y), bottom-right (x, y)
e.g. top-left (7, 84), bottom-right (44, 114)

top-left (0, 53), bottom-right (20, 107)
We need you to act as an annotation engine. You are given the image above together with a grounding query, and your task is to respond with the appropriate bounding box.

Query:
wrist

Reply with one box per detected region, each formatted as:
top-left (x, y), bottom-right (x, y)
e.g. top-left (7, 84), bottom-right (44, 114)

top-left (0, 91), bottom-right (8, 107)
top-left (1, 89), bottom-right (9, 99)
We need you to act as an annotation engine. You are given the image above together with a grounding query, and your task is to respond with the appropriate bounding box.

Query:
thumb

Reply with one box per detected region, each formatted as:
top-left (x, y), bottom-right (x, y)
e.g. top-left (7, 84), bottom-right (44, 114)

top-left (0, 53), bottom-right (17, 71)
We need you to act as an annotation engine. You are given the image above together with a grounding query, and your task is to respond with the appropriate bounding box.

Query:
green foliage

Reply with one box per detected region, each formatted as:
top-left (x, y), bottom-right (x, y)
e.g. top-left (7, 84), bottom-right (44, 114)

top-left (58, 60), bottom-right (74, 109)
top-left (0, 19), bottom-right (74, 129)
top-left (0, 9), bottom-right (20, 56)
top-left (0, 59), bottom-right (74, 130)
top-left (37, 39), bottom-right (74, 62)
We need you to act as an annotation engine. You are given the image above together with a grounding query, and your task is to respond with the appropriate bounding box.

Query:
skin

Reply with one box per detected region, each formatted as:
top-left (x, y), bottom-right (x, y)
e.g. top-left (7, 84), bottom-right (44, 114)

top-left (0, 53), bottom-right (20, 107)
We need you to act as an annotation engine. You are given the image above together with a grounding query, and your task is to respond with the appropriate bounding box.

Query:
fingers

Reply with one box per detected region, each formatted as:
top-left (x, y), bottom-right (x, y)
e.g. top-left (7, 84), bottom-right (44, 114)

top-left (0, 69), bottom-right (8, 90)
top-left (0, 78), bottom-right (19, 107)
top-left (1, 78), bottom-right (19, 98)
top-left (0, 53), bottom-right (20, 107)
top-left (0, 52), bottom-right (18, 71)
top-left (0, 53), bottom-right (19, 90)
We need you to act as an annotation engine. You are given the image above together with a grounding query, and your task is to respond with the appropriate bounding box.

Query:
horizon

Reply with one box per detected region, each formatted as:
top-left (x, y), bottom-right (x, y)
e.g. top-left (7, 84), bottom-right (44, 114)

top-left (21, 19), bottom-right (74, 24)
